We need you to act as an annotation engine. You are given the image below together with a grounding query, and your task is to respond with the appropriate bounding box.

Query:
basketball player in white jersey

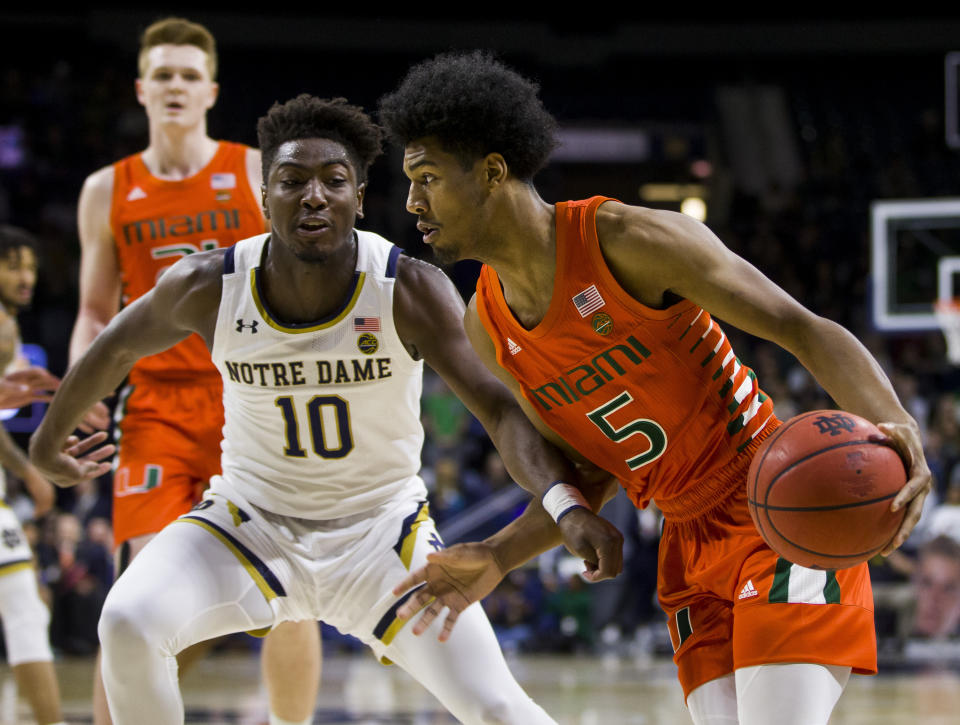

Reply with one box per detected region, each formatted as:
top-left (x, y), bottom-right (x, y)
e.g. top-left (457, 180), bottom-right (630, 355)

top-left (74, 18), bottom-right (319, 725)
top-left (0, 225), bottom-right (66, 725)
top-left (29, 95), bottom-right (623, 724)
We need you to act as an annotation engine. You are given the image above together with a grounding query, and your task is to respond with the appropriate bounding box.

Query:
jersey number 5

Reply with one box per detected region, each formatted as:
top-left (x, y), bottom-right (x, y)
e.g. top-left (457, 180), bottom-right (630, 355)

top-left (586, 391), bottom-right (667, 470)
top-left (275, 395), bottom-right (354, 459)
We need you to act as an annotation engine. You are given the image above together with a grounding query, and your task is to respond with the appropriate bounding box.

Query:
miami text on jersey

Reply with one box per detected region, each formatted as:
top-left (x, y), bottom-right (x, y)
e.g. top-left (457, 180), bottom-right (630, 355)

top-left (120, 208), bottom-right (243, 245)
top-left (530, 335), bottom-right (651, 411)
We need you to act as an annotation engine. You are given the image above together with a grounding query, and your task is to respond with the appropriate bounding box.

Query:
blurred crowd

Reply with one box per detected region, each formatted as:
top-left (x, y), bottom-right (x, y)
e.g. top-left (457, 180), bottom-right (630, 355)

top-left (2, 36), bottom-right (960, 666)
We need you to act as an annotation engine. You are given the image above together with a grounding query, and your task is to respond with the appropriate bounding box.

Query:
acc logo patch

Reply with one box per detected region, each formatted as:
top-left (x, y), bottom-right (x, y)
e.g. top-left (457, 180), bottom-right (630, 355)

top-left (357, 332), bottom-right (379, 355)
top-left (592, 312), bottom-right (614, 336)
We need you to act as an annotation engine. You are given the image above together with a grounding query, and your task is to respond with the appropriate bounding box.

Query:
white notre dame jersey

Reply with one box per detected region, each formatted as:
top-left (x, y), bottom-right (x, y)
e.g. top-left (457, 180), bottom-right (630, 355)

top-left (210, 231), bottom-right (428, 519)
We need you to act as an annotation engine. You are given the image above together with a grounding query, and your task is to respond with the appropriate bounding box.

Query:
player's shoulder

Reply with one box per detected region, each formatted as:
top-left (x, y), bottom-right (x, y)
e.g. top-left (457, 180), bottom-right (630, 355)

top-left (596, 200), bottom-right (708, 253)
top-left (394, 253), bottom-right (448, 291)
top-left (80, 163), bottom-right (116, 198)
top-left (164, 246), bottom-right (229, 286)
top-left (393, 254), bottom-right (463, 327)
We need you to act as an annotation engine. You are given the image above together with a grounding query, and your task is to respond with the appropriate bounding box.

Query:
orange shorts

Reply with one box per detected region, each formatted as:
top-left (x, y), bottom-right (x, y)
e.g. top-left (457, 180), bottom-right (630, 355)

top-left (658, 455), bottom-right (877, 699)
top-left (112, 376), bottom-right (224, 547)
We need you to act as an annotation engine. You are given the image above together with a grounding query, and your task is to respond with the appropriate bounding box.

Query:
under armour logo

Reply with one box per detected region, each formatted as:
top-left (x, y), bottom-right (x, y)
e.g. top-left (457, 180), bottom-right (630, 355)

top-left (236, 319), bottom-right (259, 333)
top-left (427, 533), bottom-right (445, 551)
top-left (812, 413), bottom-right (856, 436)
top-left (2, 528), bottom-right (21, 549)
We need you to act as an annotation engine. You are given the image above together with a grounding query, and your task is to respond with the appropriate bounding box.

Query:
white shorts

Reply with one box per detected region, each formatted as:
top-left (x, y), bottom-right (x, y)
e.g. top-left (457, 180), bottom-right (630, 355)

top-left (0, 504), bottom-right (32, 571)
top-left (173, 477), bottom-right (443, 658)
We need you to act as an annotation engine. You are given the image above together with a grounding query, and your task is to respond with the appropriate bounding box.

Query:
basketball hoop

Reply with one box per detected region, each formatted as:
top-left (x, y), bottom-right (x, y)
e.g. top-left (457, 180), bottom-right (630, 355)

top-left (934, 298), bottom-right (960, 365)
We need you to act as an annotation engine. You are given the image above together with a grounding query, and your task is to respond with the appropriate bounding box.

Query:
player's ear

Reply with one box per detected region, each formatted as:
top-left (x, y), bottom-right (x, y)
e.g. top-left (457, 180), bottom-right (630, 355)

top-left (261, 185), bottom-right (270, 219)
top-left (134, 78), bottom-right (146, 107)
top-left (356, 182), bottom-right (366, 219)
top-left (483, 153), bottom-right (507, 190)
top-left (206, 81), bottom-right (220, 110)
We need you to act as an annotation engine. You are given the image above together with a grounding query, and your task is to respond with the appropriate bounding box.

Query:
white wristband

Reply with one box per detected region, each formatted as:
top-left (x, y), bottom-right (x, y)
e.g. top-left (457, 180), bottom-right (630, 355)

top-left (542, 481), bottom-right (589, 523)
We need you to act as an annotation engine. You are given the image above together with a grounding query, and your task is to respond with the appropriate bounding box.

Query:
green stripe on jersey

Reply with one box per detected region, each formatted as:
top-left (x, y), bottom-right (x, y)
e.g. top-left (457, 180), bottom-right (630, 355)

top-left (769, 558), bottom-right (842, 604)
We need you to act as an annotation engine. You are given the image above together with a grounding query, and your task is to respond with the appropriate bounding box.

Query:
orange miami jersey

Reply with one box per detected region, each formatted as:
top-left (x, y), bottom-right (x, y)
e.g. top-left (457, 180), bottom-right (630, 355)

top-left (475, 196), bottom-right (778, 517)
top-left (110, 141), bottom-right (266, 379)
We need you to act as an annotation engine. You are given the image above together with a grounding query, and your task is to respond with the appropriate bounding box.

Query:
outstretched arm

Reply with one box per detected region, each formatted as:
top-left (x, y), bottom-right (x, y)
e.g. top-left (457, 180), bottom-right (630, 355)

top-left (30, 250), bottom-right (223, 487)
top-left (596, 201), bottom-right (931, 553)
top-left (391, 472), bottom-right (616, 641)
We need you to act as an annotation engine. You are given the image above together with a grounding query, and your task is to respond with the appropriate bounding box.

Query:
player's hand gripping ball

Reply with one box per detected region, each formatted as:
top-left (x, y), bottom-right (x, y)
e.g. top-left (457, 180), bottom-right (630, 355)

top-left (747, 410), bottom-right (907, 570)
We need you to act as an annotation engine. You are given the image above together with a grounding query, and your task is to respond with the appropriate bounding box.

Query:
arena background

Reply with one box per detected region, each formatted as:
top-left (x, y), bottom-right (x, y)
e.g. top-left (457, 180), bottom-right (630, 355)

top-left (1, 8), bottom-right (960, 723)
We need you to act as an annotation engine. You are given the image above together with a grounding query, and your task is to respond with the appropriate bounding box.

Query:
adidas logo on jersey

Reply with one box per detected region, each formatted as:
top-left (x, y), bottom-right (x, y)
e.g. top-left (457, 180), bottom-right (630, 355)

top-left (126, 186), bottom-right (147, 201)
top-left (738, 579), bottom-right (758, 600)
top-left (507, 337), bottom-right (522, 355)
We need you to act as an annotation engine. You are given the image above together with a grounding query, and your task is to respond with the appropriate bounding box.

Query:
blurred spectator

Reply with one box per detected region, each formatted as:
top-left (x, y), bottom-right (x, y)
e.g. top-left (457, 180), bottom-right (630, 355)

top-left (927, 393), bottom-right (960, 498)
top-left (927, 475), bottom-right (960, 545)
top-left (483, 568), bottom-right (543, 653)
top-left (910, 535), bottom-right (960, 640)
top-left (590, 490), bottom-right (661, 649)
top-left (69, 474), bottom-right (112, 528)
top-left (420, 370), bottom-right (475, 465)
top-left (424, 455), bottom-right (468, 523)
top-left (543, 573), bottom-right (593, 653)
top-left (893, 371), bottom-right (931, 439)
top-left (480, 449), bottom-right (514, 493)
top-left (46, 512), bottom-right (109, 654)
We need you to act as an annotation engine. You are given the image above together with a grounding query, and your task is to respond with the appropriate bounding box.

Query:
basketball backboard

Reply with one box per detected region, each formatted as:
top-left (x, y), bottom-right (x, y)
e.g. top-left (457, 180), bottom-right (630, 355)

top-left (870, 198), bottom-right (960, 331)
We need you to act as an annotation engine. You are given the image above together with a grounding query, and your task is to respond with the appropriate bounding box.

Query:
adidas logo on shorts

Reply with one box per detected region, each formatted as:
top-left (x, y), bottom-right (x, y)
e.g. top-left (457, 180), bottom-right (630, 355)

top-left (738, 579), bottom-right (759, 600)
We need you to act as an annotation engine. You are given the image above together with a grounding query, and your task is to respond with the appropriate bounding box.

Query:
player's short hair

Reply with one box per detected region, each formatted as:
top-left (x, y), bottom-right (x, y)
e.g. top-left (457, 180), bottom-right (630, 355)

top-left (257, 94), bottom-right (383, 184)
top-left (0, 225), bottom-right (38, 260)
top-left (138, 17), bottom-right (218, 80)
top-left (378, 50), bottom-right (559, 181)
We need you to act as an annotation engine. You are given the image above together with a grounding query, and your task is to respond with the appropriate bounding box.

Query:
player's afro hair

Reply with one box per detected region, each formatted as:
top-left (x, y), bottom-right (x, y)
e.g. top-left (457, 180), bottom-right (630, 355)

top-left (257, 95), bottom-right (383, 183)
top-left (378, 50), bottom-right (558, 181)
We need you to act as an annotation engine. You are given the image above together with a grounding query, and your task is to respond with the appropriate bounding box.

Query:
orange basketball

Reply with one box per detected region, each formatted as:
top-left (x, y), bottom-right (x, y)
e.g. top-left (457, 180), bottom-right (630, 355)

top-left (747, 410), bottom-right (907, 570)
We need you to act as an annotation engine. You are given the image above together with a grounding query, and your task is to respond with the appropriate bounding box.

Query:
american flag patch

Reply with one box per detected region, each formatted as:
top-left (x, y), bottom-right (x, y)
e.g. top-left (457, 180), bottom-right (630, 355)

top-left (210, 173), bottom-right (236, 190)
top-left (572, 285), bottom-right (605, 317)
top-left (353, 316), bottom-right (381, 331)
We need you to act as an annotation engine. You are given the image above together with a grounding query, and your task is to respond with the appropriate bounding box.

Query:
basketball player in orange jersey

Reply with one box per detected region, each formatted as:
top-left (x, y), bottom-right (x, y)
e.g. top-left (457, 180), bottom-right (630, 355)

top-left (72, 17), bottom-right (320, 725)
top-left (379, 51), bottom-right (933, 724)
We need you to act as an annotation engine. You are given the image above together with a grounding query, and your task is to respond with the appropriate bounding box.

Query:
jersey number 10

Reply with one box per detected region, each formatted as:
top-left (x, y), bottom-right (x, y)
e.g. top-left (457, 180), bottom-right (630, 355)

top-left (275, 395), bottom-right (354, 459)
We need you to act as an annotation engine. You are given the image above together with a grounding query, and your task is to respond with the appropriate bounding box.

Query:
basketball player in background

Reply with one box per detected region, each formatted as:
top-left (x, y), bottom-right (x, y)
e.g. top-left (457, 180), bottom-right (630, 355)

top-left (72, 17), bottom-right (320, 725)
top-left (30, 93), bottom-right (622, 725)
top-left (0, 225), bottom-right (65, 725)
top-left (379, 51), bottom-right (933, 724)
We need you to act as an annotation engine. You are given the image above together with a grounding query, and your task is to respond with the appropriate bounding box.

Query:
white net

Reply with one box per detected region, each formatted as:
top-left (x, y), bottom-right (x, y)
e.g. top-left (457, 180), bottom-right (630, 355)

top-left (934, 299), bottom-right (960, 365)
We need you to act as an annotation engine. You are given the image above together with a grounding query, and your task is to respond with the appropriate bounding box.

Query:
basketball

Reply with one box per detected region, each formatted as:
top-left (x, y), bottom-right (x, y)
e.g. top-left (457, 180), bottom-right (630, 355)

top-left (747, 410), bottom-right (908, 570)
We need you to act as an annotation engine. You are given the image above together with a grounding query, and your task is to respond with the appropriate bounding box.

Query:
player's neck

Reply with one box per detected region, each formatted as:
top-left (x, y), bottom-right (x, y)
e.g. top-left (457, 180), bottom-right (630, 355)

top-left (482, 186), bottom-right (557, 330)
top-left (261, 234), bottom-right (359, 325)
top-left (142, 128), bottom-right (219, 181)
